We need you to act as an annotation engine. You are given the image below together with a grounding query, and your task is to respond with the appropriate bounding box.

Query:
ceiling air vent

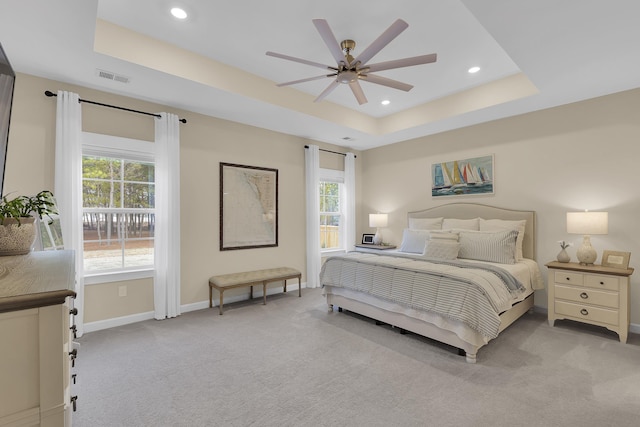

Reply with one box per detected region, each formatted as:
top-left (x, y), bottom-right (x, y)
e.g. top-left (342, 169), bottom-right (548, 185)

top-left (96, 69), bottom-right (130, 84)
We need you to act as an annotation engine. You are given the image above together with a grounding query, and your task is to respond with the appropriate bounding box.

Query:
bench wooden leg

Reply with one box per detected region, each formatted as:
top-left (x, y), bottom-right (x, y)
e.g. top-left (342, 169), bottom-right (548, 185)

top-left (284, 279), bottom-right (287, 293)
top-left (209, 285), bottom-right (213, 308)
top-left (263, 281), bottom-right (267, 305)
top-left (298, 275), bottom-right (302, 297)
top-left (250, 285), bottom-right (253, 300)
top-left (219, 291), bottom-right (224, 315)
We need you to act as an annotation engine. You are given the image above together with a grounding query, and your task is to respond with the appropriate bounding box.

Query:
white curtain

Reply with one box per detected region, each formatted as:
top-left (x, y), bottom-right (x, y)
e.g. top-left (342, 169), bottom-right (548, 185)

top-left (154, 113), bottom-right (181, 319)
top-left (305, 145), bottom-right (321, 288)
top-left (54, 91), bottom-right (85, 336)
top-left (344, 153), bottom-right (356, 252)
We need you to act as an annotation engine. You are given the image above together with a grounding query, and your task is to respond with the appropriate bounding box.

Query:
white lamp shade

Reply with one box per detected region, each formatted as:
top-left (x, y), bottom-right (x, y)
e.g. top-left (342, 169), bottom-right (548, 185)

top-left (369, 213), bottom-right (388, 228)
top-left (566, 212), bottom-right (608, 235)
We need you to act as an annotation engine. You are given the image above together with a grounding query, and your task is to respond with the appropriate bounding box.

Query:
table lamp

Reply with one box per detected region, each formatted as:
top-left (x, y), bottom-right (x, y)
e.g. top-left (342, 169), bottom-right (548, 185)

top-left (369, 213), bottom-right (388, 245)
top-left (566, 211), bottom-right (608, 265)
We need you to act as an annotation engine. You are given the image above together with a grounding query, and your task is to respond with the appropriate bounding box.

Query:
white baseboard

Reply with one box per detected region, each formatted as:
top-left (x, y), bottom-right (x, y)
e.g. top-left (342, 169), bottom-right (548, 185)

top-left (83, 310), bottom-right (155, 334)
top-left (83, 282), bottom-right (307, 333)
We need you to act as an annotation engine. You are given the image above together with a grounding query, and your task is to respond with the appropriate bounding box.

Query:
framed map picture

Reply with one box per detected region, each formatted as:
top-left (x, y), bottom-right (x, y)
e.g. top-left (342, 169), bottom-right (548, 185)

top-left (431, 154), bottom-right (494, 197)
top-left (220, 162), bottom-right (278, 250)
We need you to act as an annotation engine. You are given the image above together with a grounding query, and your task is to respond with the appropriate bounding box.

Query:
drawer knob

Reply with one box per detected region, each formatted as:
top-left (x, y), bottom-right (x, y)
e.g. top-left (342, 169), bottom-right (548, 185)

top-left (70, 308), bottom-right (78, 316)
top-left (565, 277), bottom-right (570, 281)
top-left (580, 308), bottom-right (589, 316)
top-left (580, 292), bottom-right (589, 299)
top-left (599, 281), bottom-right (604, 285)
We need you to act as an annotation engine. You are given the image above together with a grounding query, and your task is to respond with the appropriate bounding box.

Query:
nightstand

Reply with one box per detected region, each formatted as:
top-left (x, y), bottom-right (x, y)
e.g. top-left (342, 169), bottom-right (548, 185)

top-left (354, 244), bottom-right (397, 252)
top-left (546, 261), bottom-right (634, 343)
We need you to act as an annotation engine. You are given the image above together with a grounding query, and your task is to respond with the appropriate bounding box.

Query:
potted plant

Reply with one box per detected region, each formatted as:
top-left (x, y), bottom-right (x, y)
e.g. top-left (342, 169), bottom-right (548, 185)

top-left (0, 190), bottom-right (58, 255)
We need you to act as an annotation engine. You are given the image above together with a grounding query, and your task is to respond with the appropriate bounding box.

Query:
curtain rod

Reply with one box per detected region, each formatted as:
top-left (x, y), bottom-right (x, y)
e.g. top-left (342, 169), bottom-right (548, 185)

top-left (304, 145), bottom-right (356, 158)
top-left (44, 90), bottom-right (187, 123)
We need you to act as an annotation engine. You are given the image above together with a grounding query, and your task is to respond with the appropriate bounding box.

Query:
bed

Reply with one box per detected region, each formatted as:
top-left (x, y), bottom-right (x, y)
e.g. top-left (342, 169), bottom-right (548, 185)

top-left (320, 203), bottom-right (544, 363)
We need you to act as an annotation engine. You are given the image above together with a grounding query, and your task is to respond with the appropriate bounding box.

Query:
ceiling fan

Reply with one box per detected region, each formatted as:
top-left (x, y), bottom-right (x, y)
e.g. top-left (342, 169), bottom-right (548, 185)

top-left (266, 19), bottom-right (437, 105)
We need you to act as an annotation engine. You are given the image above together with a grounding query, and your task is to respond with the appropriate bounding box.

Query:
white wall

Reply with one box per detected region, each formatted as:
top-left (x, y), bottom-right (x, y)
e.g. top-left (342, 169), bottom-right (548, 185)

top-left (361, 88), bottom-right (640, 325)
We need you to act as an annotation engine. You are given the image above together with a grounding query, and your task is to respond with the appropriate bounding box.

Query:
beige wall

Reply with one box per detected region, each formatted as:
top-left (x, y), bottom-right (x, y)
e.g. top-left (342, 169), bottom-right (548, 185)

top-left (360, 88), bottom-right (640, 324)
top-left (5, 73), bottom-right (361, 324)
top-left (7, 72), bottom-right (639, 328)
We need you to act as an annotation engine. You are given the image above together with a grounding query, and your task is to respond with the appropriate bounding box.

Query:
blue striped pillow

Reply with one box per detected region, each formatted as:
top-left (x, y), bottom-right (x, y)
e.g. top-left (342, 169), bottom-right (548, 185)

top-left (457, 229), bottom-right (519, 264)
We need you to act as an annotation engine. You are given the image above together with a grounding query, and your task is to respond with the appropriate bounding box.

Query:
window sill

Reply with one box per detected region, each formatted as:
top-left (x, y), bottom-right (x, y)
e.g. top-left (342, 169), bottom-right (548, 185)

top-left (84, 268), bottom-right (154, 285)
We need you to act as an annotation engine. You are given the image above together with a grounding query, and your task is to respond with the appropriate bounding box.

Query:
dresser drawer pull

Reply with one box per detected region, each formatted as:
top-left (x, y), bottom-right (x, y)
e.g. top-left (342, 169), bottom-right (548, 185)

top-left (70, 324), bottom-right (77, 339)
top-left (599, 281), bottom-right (605, 285)
top-left (580, 308), bottom-right (589, 316)
top-left (69, 349), bottom-right (77, 367)
top-left (580, 292), bottom-right (589, 299)
top-left (70, 308), bottom-right (78, 316)
top-left (565, 277), bottom-right (570, 281)
top-left (71, 395), bottom-right (78, 412)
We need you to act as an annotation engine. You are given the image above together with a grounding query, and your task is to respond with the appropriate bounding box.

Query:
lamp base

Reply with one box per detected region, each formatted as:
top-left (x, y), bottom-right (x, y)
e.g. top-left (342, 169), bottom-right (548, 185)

top-left (576, 235), bottom-right (597, 265)
top-left (373, 229), bottom-right (382, 245)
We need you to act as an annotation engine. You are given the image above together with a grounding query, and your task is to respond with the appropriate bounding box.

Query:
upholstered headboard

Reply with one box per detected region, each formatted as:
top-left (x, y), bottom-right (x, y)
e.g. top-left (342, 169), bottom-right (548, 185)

top-left (407, 203), bottom-right (536, 260)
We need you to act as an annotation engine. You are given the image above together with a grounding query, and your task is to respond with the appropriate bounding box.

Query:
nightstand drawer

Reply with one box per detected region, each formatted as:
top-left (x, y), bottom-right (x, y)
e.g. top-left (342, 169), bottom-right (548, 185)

top-left (584, 274), bottom-right (619, 291)
top-left (554, 271), bottom-right (583, 286)
top-left (555, 300), bottom-right (619, 326)
top-left (554, 284), bottom-right (619, 309)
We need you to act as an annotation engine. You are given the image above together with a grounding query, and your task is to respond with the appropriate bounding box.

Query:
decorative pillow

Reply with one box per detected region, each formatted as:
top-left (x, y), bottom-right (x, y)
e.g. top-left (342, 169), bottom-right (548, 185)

top-left (457, 229), bottom-right (519, 264)
top-left (408, 217), bottom-right (443, 230)
top-left (442, 217), bottom-right (480, 230)
top-left (398, 228), bottom-right (430, 253)
top-left (423, 240), bottom-right (460, 260)
top-left (429, 230), bottom-right (459, 241)
top-left (479, 218), bottom-right (527, 260)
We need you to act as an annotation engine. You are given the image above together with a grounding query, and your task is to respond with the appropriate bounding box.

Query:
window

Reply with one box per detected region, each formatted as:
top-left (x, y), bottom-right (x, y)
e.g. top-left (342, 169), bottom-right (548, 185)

top-left (82, 155), bottom-right (155, 273)
top-left (81, 132), bottom-right (157, 282)
top-left (319, 169), bottom-right (345, 252)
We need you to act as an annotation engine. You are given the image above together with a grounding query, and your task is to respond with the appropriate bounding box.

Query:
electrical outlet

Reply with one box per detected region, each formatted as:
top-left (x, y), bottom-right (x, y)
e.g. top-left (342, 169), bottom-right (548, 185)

top-left (118, 285), bottom-right (127, 297)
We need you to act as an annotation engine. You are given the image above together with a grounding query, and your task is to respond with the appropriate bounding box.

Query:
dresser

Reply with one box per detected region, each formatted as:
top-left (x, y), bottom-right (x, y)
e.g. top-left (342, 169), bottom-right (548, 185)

top-left (0, 251), bottom-right (77, 427)
top-left (546, 261), bottom-right (634, 343)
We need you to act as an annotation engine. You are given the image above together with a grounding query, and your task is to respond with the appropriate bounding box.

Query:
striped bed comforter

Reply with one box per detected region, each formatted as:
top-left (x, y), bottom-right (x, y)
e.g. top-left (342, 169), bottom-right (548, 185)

top-left (320, 252), bottom-right (526, 339)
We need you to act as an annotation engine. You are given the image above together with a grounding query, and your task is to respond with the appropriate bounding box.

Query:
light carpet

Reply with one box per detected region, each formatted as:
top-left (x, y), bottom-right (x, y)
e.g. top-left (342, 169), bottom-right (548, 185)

top-left (73, 288), bottom-right (640, 427)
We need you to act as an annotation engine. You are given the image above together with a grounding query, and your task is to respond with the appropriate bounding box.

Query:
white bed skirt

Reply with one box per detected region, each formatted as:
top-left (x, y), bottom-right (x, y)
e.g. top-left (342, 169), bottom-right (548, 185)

top-left (324, 286), bottom-right (534, 363)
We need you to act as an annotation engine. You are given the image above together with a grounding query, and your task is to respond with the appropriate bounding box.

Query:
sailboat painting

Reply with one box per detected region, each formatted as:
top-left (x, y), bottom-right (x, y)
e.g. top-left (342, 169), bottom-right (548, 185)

top-left (431, 154), bottom-right (494, 197)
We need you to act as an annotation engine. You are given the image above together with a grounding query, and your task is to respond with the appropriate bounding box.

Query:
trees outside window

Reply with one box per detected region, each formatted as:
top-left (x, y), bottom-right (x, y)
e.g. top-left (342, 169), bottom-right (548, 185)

top-left (82, 155), bottom-right (155, 273)
top-left (319, 180), bottom-right (343, 250)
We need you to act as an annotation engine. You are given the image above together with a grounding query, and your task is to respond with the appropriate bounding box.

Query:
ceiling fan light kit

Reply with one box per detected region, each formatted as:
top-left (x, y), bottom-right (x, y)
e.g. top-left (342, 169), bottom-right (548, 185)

top-left (266, 19), bottom-right (437, 105)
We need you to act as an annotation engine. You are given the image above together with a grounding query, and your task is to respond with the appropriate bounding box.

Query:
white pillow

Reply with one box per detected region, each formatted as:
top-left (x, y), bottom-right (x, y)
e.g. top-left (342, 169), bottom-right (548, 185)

top-left (408, 217), bottom-right (443, 230)
top-left (398, 228), bottom-right (430, 253)
top-left (442, 218), bottom-right (480, 230)
top-left (423, 240), bottom-right (460, 260)
top-left (479, 218), bottom-right (526, 260)
top-left (457, 229), bottom-right (518, 264)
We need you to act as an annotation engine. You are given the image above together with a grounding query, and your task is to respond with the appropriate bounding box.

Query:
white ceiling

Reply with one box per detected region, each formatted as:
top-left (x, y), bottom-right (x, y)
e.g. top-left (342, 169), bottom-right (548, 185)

top-left (1, 0), bottom-right (640, 151)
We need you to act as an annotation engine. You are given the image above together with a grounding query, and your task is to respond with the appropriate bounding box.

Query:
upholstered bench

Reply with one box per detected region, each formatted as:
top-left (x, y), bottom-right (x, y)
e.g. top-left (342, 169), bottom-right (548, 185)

top-left (209, 267), bottom-right (302, 315)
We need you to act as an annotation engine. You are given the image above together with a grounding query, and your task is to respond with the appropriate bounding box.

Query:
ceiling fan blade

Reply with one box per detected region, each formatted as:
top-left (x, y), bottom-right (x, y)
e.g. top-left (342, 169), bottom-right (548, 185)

top-left (276, 74), bottom-right (337, 87)
top-left (312, 19), bottom-right (346, 66)
top-left (366, 53), bottom-right (437, 73)
top-left (314, 80), bottom-right (340, 103)
top-left (348, 80), bottom-right (368, 105)
top-left (360, 74), bottom-right (413, 92)
top-left (352, 19), bottom-right (409, 66)
top-left (266, 51), bottom-right (337, 71)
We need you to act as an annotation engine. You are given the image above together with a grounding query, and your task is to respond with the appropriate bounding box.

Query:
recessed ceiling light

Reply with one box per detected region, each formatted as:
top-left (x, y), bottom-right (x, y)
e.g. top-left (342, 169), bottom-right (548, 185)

top-left (468, 66), bottom-right (480, 74)
top-left (170, 7), bottom-right (188, 20)
top-left (381, 100), bottom-right (390, 105)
